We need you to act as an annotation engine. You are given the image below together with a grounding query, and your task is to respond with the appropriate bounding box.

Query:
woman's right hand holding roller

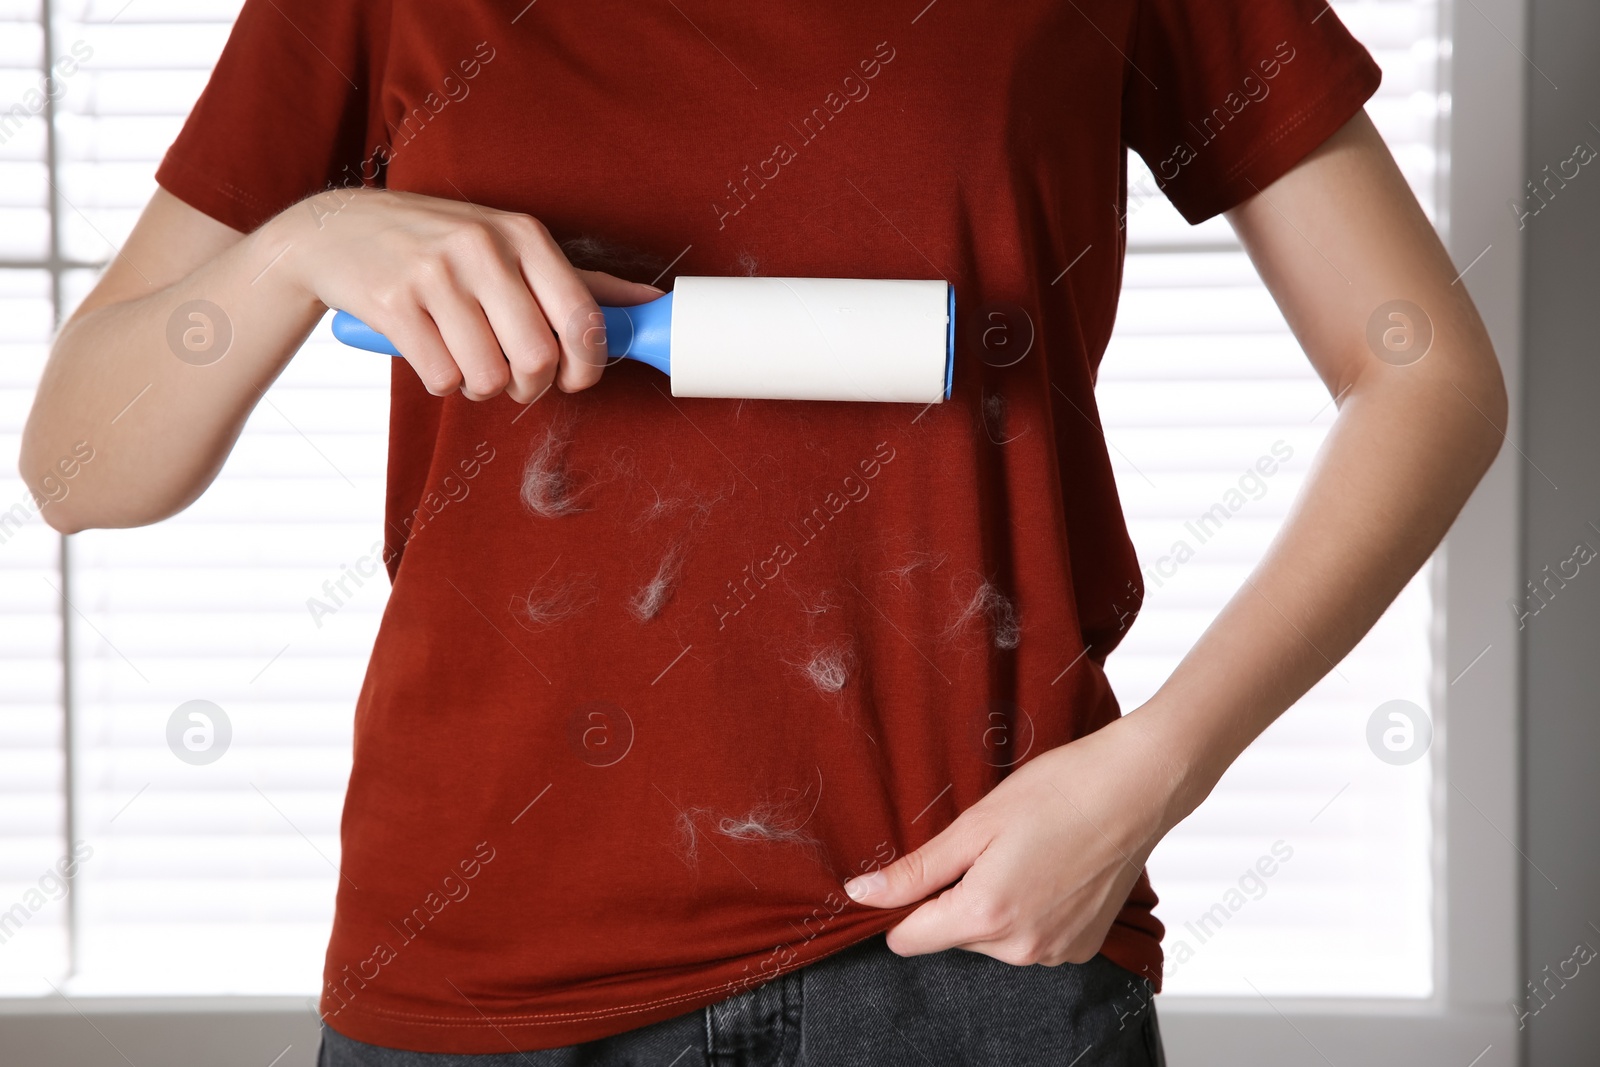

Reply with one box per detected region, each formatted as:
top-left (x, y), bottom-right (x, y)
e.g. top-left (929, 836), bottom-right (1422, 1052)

top-left (274, 188), bottom-right (663, 403)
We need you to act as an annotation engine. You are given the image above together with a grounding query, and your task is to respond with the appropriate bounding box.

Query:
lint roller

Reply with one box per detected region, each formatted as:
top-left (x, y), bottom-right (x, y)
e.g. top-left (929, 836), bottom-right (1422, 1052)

top-left (330, 277), bottom-right (955, 403)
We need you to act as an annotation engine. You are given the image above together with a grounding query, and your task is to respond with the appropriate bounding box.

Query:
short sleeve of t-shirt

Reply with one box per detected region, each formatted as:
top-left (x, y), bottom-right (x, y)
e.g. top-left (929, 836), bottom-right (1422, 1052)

top-left (154, 0), bottom-right (383, 233)
top-left (1120, 0), bottom-right (1382, 224)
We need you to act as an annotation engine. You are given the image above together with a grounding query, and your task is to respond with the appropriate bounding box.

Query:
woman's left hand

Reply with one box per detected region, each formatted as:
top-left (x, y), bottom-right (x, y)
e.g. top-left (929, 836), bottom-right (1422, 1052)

top-left (841, 710), bottom-right (1189, 965)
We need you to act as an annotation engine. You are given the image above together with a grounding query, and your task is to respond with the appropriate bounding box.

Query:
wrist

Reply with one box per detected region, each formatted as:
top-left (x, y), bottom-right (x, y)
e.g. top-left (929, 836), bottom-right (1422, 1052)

top-left (1117, 695), bottom-right (1236, 835)
top-left (254, 195), bottom-right (333, 314)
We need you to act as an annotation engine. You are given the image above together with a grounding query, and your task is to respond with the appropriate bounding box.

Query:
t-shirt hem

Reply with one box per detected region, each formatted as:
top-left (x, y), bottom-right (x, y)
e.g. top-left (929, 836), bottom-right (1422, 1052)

top-left (319, 905), bottom-right (1164, 1054)
top-left (319, 906), bottom-right (917, 1053)
top-left (1100, 917), bottom-right (1165, 994)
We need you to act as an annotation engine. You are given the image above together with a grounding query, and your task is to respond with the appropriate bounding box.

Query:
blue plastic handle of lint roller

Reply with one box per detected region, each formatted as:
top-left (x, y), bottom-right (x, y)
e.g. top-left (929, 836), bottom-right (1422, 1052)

top-left (330, 292), bottom-right (674, 376)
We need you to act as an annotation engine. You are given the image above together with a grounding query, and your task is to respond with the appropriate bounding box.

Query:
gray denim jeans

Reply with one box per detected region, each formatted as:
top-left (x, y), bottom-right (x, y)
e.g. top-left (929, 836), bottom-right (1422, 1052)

top-left (317, 932), bottom-right (1166, 1066)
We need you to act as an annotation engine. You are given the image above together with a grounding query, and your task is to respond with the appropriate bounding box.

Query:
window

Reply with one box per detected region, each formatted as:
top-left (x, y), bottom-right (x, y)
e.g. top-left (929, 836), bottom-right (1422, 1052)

top-left (1, 0), bottom-right (384, 996)
top-left (1102, 1), bottom-right (1448, 998)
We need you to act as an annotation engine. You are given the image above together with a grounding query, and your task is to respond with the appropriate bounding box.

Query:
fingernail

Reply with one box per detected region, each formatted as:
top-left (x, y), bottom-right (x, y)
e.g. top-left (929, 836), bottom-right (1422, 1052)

top-left (844, 872), bottom-right (884, 901)
top-left (641, 284), bottom-right (666, 295)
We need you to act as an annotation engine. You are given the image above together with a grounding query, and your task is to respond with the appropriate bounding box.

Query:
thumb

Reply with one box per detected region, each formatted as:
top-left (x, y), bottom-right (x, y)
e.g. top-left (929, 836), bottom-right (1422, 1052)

top-left (844, 819), bottom-right (987, 909)
top-left (579, 268), bottom-right (666, 306)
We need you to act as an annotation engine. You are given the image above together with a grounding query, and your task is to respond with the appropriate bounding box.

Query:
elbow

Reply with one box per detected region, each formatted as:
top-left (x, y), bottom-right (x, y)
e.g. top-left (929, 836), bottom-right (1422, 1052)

top-left (1458, 341), bottom-right (1510, 474)
top-left (21, 478), bottom-right (161, 536)
top-left (1475, 336), bottom-right (1509, 439)
top-left (19, 423), bottom-right (101, 536)
top-left (1484, 369), bottom-right (1511, 455)
top-left (38, 498), bottom-right (90, 536)
top-left (16, 459), bottom-right (88, 536)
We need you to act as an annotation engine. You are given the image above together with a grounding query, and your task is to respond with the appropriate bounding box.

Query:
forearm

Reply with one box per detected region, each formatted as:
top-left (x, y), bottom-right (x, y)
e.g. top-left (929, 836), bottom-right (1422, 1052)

top-left (23, 185), bottom-right (663, 534)
top-left (1130, 347), bottom-right (1507, 829)
top-left (856, 112), bottom-right (1513, 968)
top-left (20, 210), bottom-right (321, 532)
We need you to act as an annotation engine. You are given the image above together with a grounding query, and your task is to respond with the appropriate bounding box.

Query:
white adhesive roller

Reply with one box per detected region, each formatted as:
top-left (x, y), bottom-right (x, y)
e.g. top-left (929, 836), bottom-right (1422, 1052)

top-left (668, 277), bottom-right (952, 403)
top-left (331, 275), bottom-right (956, 404)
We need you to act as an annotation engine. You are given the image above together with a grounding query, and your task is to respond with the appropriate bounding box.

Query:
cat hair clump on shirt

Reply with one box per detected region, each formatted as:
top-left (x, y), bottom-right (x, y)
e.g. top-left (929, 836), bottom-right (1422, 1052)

top-left (627, 488), bottom-right (721, 622)
top-left (672, 799), bottom-right (821, 869)
top-left (982, 389), bottom-right (1024, 445)
top-left (945, 577), bottom-right (1022, 650)
top-left (520, 412), bottom-right (593, 518)
top-left (881, 551), bottom-right (948, 591)
top-left (628, 541), bottom-right (691, 622)
top-left (559, 234), bottom-right (669, 280)
top-left (511, 569), bottom-right (597, 630)
top-left (795, 639), bottom-right (854, 694)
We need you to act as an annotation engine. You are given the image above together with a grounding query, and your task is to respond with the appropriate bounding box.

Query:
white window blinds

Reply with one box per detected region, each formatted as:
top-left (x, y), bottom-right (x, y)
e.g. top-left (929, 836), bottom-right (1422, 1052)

top-left (1, 0), bottom-right (71, 993)
top-left (1109, 0), bottom-right (1444, 998)
top-left (3, 0), bottom-right (389, 996)
top-left (0, 0), bottom-right (1445, 1000)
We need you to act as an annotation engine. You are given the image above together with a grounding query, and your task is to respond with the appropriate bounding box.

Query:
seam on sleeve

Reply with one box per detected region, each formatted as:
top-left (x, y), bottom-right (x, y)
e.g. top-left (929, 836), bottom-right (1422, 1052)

top-left (1218, 58), bottom-right (1379, 185)
top-left (158, 152), bottom-right (276, 218)
top-left (1172, 56), bottom-right (1381, 223)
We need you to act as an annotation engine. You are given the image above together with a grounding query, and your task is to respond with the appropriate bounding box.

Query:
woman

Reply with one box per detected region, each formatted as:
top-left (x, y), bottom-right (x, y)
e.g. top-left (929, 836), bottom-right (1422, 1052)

top-left (20, 0), bottom-right (1506, 1063)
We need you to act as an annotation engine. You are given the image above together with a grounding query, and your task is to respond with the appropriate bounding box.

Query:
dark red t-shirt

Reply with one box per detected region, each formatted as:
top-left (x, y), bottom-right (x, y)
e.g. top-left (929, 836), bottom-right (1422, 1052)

top-left (156, 0), bottom-right (1378, 1053)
